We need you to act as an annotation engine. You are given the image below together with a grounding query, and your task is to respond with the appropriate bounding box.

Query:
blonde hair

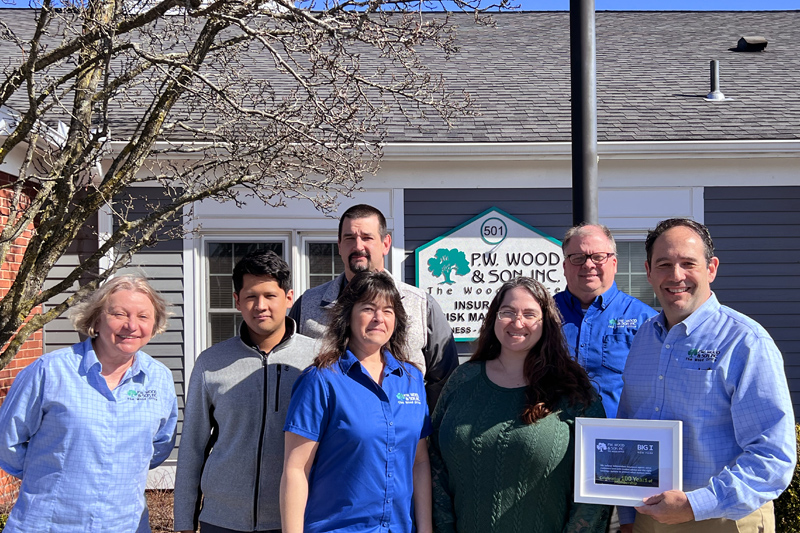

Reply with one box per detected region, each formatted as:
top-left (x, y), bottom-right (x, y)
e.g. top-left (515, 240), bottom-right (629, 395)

top-left (70, 275), bottom-right (170, 337)
top-left (562, 223), bottom-right (617, 254)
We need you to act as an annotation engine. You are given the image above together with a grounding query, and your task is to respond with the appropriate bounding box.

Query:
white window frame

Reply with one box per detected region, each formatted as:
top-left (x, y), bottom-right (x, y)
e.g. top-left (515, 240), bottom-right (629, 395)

top-left (612, 235), bottom-right (658, 309)
top-left (297, 233), bottom-right (344, 294)
top-left (197, 234), bottom-right (291, 352)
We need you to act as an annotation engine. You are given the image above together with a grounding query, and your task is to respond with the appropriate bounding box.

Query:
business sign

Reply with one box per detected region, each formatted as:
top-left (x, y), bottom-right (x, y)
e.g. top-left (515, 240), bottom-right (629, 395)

top-left (415, 208), bottom-right (565, 342)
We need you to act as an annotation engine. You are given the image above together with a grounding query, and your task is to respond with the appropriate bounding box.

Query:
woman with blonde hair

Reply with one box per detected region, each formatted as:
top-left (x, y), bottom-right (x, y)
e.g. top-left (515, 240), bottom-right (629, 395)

top-left (430, 277), bottom-right (609, 533)
top-left (0, 275), bottom-right (178, 532)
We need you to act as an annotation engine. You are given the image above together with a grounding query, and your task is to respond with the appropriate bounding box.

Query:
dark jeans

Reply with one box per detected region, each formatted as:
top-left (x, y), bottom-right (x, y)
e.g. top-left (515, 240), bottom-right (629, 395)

top-left (200, 522), bottom-right (281, 533)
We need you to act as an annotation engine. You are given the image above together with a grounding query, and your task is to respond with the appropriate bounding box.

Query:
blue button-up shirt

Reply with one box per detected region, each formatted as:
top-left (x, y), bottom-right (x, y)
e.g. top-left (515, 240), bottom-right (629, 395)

top-left (284, 349), bottom-right (431, 533)
top-left (0, 338), bottom-right (178, 533)
top-left (617, 294), bottom-right (796, 523)
top-left (555, 282), bottom-right (656, 418)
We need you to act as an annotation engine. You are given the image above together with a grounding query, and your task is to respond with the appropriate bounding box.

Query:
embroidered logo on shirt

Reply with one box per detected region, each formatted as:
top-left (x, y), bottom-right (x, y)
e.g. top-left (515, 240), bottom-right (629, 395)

top-left (395, 392), bottom-right (421, 405)
top-left (608, 318), bottom-right (638, 329)
top-left (126, 389), bottom-right (159, 401)
top-left (686, 348), bottom-right (720, 363)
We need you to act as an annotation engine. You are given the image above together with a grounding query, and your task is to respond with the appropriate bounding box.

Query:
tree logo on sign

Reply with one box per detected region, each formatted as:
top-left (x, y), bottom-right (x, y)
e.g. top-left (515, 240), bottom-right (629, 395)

top-left (427, 248), bottom-right (471, 285)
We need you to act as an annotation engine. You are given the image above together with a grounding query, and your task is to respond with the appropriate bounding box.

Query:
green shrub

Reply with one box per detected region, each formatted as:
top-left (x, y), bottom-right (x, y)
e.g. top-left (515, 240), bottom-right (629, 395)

top-left (775, 423), bottom-right (800, 533)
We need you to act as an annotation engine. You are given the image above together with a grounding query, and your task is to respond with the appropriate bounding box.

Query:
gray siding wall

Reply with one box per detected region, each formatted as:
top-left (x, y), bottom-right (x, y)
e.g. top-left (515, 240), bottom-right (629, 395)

top-left (43, 187), bottom-right (185, 460)
top-left (405, 187), bottom-right (800, 423)
top-left (43, 213), bottom-right (99, 352)
top-left (705, 186), bottom-right (800, 421)
top-left (403, 188), bottom-right (572, 356)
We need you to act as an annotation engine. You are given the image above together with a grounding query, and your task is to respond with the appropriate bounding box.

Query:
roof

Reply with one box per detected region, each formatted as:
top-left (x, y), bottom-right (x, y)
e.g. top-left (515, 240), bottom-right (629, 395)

top-left (400, 11), bottom-right (800, 142)
top-left (0, 10), bottom-right (797, 143)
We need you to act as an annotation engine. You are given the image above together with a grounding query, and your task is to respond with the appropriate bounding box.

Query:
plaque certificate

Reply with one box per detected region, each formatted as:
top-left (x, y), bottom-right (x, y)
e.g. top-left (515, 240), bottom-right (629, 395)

top-left (574, 418), bottom-right (682, 507)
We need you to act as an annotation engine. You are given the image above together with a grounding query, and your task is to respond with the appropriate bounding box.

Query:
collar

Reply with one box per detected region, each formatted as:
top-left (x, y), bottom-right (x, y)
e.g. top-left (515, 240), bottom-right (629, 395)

top-left (338, 348), bottom-right (405, 377)
top-left (239, 317), bottom-right (294, 353)
top-left (323, 272), bottom-right (404, 308)
top-left (81, 337), bottom-right (102, 373)
top-left (564, 281), bottom-right (620, 311)
top-left (321, 273), bottom-right (348, 308)
top-left (653, 292), bottom-right (719, 337)
top-left (81, 337), bottom-right (145, 378)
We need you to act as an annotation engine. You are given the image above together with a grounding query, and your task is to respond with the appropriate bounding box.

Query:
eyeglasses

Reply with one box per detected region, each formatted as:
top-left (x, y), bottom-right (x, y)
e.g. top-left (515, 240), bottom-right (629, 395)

top-left (565, 252), bottom-right (615, 266)
top-left (496, 310), bottom-right (542, 325)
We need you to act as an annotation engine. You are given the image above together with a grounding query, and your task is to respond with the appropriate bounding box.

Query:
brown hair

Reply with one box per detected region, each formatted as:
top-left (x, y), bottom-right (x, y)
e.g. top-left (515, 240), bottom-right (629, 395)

top-left (314, 271), bottom-right (413, 369)
top-left (646, 218), bottom-right (715, 266)
top-left (338, 204), bottom-right (388, 241)
top-left (470, 277), bottom-right (595, 424)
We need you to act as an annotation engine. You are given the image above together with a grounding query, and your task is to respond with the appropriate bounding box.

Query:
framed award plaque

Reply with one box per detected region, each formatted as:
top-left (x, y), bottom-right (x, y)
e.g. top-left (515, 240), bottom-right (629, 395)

top-left (574, 418), bottom-right (683, 507)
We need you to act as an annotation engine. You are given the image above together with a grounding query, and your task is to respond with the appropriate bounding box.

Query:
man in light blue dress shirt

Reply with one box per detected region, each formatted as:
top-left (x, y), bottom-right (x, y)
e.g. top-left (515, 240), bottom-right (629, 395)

top-left (618, 219), bottom-right (796, 533)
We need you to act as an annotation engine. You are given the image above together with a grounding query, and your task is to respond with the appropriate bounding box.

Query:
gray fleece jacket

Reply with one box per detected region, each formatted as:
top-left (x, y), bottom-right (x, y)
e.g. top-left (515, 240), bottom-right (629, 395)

top-left (173, 318), bottom-right (317, 532)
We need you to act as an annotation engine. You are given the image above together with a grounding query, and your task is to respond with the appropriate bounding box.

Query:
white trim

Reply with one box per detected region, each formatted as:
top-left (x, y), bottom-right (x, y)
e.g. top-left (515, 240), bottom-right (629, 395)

top-left (391, 188), bottom-right (405, 283)
top-left (381, 140), bottom-right (800, 161)
top-left (599, 187), bottom-right (705, 233)
top-left (97, 202), bottom-right (114, 274)
top-left (297, 233), bottom-right (340, 295)
top-left (183, 208), bottom-right (199, 382)
top-left (106, 139), bottom-right (800, 161)
top-left (196, 235), bottom-right (290, 353)
top-left (147, 464), bottom-right (176, 490)
top-left (692, 188), bottom-right (705, 225)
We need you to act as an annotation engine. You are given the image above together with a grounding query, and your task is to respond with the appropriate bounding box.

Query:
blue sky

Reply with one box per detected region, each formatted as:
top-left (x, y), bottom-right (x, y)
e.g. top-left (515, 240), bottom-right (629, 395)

top-left (517, 0), bottom-right (797, 9)
top-left (0, 0), bottom-right (796, 7)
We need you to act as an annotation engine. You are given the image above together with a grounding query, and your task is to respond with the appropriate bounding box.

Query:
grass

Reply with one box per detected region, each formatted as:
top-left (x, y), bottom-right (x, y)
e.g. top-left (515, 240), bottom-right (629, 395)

top-left (146, 488), bottom-right (175, 533)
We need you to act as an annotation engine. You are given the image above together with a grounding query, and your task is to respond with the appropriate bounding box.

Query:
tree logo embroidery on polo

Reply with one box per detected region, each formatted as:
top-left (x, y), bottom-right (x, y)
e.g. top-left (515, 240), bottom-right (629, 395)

top-left (395, 392), bottom-right (421, 405)
top-left (126, 389), bottom-right (159, 401)
top-left (608, 318), bottom-right (638, 329)
top-left (686, 348), bottom-right (720, 363)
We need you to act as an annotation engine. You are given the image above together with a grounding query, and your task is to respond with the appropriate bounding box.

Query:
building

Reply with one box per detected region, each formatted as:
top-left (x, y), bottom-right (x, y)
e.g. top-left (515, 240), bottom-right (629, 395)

top-left (0, 10), bottom-right (797, 485)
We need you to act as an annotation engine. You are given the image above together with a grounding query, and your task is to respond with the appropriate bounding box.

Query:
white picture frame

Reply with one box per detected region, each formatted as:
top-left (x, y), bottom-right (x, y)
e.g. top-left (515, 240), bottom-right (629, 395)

top-left (574, 418), bottom-right (683, 507)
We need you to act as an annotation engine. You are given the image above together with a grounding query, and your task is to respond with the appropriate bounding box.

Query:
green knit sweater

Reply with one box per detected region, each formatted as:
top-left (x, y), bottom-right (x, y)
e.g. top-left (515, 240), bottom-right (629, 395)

top-left (429, 362), bottom-right (609, 533)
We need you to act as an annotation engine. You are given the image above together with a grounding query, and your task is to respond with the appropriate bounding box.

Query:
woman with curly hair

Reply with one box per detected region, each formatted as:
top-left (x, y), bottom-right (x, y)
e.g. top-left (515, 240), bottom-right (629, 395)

top-left (281, 270), bottom-right (432, 533)
top-left (429, 277), bottom-right (609, 533)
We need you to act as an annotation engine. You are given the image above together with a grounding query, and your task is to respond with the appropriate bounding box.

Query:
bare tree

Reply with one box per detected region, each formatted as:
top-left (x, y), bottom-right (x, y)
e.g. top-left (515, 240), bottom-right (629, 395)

top-left (0, 0), bottom-right (508, 369)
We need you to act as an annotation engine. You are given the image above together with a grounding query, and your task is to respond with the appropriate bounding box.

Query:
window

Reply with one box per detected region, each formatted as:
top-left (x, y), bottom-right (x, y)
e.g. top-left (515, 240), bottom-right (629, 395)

top-left (307, 242), bottom-right (345, 288)
top-left (207, 241), bottom-right (284, 345)
top-left (614, 241), bottom-right (659, 309)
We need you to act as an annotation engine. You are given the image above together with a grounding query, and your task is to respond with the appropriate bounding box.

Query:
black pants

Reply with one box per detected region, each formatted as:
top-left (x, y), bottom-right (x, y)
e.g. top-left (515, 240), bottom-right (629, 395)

top-left (200, 521), bottom-right (281, 533)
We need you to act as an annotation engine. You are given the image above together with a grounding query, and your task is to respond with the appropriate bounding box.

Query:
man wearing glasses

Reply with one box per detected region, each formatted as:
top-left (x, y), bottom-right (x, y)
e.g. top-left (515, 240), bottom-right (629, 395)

top-left (554, 223), bottom-right (656, 419)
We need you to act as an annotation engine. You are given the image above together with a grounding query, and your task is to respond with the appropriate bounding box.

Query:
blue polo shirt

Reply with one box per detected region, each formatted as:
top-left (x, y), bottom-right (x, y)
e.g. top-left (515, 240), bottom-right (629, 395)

top-left (284, 349), bottom-right (431, 533)
top-left (554, 282), bottom-right (656, 418)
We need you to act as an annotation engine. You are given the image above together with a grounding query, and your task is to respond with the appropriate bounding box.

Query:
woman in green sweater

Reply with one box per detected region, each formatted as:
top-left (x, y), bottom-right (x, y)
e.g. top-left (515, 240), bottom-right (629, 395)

top-left (429, 277), bottom-right (609, 533)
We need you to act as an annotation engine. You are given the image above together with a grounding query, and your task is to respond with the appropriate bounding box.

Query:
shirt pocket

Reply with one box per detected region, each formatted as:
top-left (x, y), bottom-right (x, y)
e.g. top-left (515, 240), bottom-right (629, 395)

top-left (602, 332), bottom-right (635, 374)
top-left (670, 366), bottom-right (717, 398)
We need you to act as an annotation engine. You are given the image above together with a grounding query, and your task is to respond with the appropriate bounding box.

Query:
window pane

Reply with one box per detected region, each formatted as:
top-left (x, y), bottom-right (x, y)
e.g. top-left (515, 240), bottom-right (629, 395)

top-left (209, 276), bottom-right (234, 309)
top-left (234, 242), bottom-right (283, 265)
top-left (615, 241), bottom-right (659, 309)
top-left (209, 313), bottom-right (237, 345)
top-left (208, 243), bottom-right (232, 274)
top-left (207, 240), bottom-right (284, 345)
top-left (307, 242), bottom-right (344, 288)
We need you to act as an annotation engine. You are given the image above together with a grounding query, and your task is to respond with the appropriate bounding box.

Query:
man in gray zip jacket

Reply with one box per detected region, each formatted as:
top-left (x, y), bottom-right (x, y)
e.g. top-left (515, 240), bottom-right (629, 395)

top-left (174, 251), bottom-right (316, 533)
top-left (288, 203), bottom-right (458, 410)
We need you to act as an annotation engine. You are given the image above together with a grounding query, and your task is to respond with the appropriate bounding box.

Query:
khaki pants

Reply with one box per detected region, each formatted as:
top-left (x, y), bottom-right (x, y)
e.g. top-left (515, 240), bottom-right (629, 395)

top-left (633, 501), bottom-right (774, 533)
